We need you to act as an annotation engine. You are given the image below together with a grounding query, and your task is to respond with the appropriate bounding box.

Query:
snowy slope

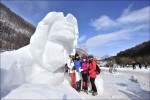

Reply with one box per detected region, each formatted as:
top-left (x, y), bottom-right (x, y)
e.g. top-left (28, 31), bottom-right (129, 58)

top-left (1, 54), bottom-right (149, 100)
top-left (79, 67), bottom-right (150, 99)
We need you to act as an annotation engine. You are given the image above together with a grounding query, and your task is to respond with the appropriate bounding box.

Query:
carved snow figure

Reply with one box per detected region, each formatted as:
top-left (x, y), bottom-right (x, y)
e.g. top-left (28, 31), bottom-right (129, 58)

top-left (1, 12), bottom-right (80, 99)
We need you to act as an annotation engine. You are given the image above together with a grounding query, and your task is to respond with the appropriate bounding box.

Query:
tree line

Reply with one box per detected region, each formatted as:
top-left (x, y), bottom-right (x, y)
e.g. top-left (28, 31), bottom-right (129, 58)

top-left (0, 3), bottom-right (35, 51)
top-left (115, 41), bottom-right (150, 66)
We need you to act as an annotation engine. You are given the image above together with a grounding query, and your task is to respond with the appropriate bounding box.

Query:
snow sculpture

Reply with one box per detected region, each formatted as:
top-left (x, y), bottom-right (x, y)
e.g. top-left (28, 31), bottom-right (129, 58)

top-left (26, 12), bottom-right (78, 85)
top-left (1, 12), bottom-right (80, 99)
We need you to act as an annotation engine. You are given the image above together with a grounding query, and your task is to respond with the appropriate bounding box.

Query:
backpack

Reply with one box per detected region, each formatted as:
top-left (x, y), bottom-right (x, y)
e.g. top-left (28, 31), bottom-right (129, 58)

top-left (89, 60), bottom-right (101, 75)
top-left (95, 64), bottom-right (101, 75)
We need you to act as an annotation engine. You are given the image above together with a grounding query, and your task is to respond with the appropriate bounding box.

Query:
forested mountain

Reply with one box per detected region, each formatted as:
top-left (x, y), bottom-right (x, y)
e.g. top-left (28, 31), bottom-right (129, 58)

top-left (0, 3), bottom-right (35, 51)
top-left (115, 41), bottom-right (150, 65)
top-left (116, 41), bottom-right (150, 58)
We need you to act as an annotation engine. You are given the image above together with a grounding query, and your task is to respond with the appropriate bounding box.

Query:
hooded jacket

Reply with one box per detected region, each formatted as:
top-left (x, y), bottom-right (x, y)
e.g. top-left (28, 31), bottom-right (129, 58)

top-left (81, 61), bottom-right (89, 74)
top-left (89, 59), bottom-right (97, 78)
top-left (74, 60), bottom-right (81, 72)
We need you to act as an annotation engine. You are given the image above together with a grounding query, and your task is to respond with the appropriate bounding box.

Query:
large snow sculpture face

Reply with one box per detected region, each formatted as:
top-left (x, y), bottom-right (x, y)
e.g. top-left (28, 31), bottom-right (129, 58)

top-left (29, 12), bottom-right (78, 72)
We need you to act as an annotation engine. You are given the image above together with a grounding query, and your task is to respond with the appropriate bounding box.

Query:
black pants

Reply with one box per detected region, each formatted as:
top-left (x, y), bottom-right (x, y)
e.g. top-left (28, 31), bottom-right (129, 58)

top-left (82, 74), bottom-right (88, 82)
top-left (76, 80), bottom-right (81, 91)
top-left (90, 77), bottom-right (97, 92)
top-left (82, 74), bottom-right (88, 90)
top-left (133, 65), bottom-right (136, 69)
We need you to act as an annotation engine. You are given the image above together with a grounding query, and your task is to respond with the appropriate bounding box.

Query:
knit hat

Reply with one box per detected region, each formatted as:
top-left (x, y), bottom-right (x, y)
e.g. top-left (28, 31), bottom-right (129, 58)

top-left (75, 53), bottom-right (79, 57)
top-left (82, 55), bottom-right (87, 59)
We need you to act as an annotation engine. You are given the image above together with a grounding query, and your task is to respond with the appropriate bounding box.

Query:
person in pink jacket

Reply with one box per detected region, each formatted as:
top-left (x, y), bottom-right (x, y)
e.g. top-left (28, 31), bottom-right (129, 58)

top-left (88, 55), bottom-right (98, 96)
top-left (81, 55), bottom-right (89, 93)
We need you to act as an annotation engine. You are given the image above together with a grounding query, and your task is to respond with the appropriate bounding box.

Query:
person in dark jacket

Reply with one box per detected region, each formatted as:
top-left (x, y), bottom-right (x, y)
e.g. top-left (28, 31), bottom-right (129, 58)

top-left (81, 55), bottom-right (89, 93)
top-left (88, 55), bottom-right (98, 96)
top-left (132, 61), bottom-right (136, 69)
top-left (138, 62), bottom-right (142, 69)
top-left (144, 62), bottom-right (148, 69)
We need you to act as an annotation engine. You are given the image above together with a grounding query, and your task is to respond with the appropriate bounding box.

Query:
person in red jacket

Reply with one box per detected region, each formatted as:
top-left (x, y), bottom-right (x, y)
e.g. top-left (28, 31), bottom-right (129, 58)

top-left (88, 55), bottom-right (98, 96)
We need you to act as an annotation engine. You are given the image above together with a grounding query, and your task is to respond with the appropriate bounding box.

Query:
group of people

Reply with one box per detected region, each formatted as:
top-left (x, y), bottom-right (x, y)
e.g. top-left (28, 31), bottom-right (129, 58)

top-left (66, 53), bottom-right (98, 96)
top-left (132, 61), bottom-right (148, 69)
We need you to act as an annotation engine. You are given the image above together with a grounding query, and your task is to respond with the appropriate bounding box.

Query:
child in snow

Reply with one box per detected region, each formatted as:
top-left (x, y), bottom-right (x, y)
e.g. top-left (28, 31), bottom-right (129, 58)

top-left (81, 55), bottom-right (89, 93)
top-left (74, 53), bottom-right (82, 92)
top-left (88, 55), bottom-right (98, 96)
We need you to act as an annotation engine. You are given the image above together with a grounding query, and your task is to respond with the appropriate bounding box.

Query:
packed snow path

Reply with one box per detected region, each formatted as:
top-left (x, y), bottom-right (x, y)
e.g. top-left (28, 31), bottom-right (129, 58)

top-left (79, 67), bottom-right (150, 100)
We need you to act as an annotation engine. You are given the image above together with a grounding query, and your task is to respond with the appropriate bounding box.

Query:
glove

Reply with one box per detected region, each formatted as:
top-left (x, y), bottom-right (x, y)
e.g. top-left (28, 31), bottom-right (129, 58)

top-left (79, 67), bottom-right (83, 72)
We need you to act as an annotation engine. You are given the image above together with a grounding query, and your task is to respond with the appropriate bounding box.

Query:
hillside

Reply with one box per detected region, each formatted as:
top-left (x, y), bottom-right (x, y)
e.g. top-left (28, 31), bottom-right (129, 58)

top-left (116, 41), bottom-right (150, 58)
top-left (76, 48), bottom-right (88, 57)
top-left (0, 3), bottom-right (35, 51)
top-left (115, 41), bottom-right (150, 65)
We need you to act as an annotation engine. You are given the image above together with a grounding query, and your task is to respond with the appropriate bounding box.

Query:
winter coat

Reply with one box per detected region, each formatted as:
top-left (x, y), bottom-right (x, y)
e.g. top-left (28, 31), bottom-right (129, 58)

top-left (74, 60), bottom-right (81, 72)
top-left (67, 58), bottom-right (75, 73)
top-left (81, 62), bottom-right (89, 74)
top-left (74, 60), bottom-right (82, 82)
top-left (89, 59), bottom-right (97, 78)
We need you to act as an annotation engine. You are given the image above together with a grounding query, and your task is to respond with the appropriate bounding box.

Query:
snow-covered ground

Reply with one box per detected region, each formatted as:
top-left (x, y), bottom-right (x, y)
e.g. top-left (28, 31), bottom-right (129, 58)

top-left (1, 56), bottom-right (150, 100)
top-left (1, 11), bottom-right (149, 99)
top-left (79, 67), bottom-right (150, 99)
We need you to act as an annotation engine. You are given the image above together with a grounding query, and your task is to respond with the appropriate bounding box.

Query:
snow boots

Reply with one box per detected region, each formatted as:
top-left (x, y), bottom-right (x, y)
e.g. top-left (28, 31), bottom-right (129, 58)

top-left (89, 90), bottom-right (98, 96)
top-left (92, 92), bottom-right (98, 96)
top-left (76, 80), bottom-right (81, 92)
top-left (82, 82), bottom-right (88, 93)
top-left (89, 90), bottom-right (94, 93)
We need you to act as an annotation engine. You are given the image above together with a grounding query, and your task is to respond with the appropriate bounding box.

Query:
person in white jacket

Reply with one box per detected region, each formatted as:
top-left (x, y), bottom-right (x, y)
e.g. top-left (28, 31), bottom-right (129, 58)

top-left (67, 53), bottom-right (76, 89)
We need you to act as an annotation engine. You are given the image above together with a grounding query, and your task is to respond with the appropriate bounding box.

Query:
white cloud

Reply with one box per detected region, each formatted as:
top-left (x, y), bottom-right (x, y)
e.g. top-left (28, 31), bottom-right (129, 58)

top-left (117, 6), bottom-right (149, 24)
top-left (85, 30), bottom-right (131, 48)
top-left (91, 15), bottom-right (117, 30)
top-left (121, 3), bottom-right (133, 16)
top-left (78, 35), bottom-right (86, 43)
top-left (90, 5), bottom-right (150, 30)
top-left (85, 24), bottom-right (148, 48)
top-left (79, 5), bottom-right (150, 54)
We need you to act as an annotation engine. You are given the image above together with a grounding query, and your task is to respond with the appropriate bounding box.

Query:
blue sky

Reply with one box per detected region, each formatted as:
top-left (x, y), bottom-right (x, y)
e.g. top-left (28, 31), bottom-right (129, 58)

top-left (1, 0), bottom-right (150, 57)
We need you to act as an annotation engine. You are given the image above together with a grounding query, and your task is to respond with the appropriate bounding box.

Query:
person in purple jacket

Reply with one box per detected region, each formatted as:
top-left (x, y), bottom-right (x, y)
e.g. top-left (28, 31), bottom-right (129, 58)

top-left (81, 55), bottom-right (89, 93)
